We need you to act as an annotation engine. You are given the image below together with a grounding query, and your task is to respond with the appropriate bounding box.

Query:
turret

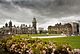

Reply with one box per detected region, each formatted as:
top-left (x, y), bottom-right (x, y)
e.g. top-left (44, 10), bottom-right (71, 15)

top-left (9, 20), bottom-right (12, 28)
top-left (5, 23), bottom-right (8, 27)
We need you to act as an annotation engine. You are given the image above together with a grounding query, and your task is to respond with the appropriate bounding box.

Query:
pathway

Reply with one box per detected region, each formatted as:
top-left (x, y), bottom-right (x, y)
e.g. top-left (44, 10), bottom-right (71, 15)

top-left (32, 36), bottom-right (66, 38)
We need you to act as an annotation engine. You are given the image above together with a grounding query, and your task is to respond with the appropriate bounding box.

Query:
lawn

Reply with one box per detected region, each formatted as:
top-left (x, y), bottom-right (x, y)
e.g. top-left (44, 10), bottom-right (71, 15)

top-left (26, 34), bottom-right (61, 36)
top-left (40, 36), bottom-right (80, 49)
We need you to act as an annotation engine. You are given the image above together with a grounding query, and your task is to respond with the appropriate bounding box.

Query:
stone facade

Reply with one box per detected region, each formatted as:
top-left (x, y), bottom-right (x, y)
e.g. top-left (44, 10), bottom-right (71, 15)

top-left (48, 23), bottom-right (73, 35)
top-left (48, 22), bottom-right (80, 35)
top-left (79, 21), bottom-right (80, 35)
top-left (71, 22), bottom-right (79, 35)
top-left (0, 18), bottom-right (37, 35)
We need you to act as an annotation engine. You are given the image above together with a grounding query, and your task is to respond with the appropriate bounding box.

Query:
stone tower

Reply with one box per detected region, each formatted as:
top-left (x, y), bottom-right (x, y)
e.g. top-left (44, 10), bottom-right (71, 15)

top-left (9, 20), bottom-right (12, 28)
top-left (9, 20), bottom-right (12, 34)
top-left (32, 18), bottom-right (37, 34)
top-left (5, 23), bottom-right (8, 27)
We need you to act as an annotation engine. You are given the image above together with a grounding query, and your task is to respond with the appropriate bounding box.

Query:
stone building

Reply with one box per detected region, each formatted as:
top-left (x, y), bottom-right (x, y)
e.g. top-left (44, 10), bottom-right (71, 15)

top-left (71, 22), bottom-right (79, 35)
top-left (48, 22), bottom-right (80, 35)
top-left (0, 18), bottom-right (37, 35)
top-left (48, 23), bottom-right (73, 35)
top-left (38, 27), bottom-right (44, 34)
top-left (32, 18), bottom-right (37, 34)
top-left (79, 21), bottom-right (80, 35)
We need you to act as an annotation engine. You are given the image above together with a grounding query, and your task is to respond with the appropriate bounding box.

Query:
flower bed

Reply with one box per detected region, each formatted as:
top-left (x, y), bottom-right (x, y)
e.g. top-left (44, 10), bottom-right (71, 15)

top-left (0, 36), bottom-right (73, 54)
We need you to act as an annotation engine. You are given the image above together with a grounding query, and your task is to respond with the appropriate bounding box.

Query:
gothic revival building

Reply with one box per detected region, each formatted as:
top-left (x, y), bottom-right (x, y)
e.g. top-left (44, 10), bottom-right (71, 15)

top-left (48, 22), bottom-right (80, 35)
top-left (0, 18), bottom-right (37, 35)
top-left (48, 23), bottom-right (72, 35)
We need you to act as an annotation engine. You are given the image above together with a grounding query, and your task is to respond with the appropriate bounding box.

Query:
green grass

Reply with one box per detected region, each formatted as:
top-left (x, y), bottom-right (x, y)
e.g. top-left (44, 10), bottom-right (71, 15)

top-left (41, 36), bottom-right (80, 49)
top-left (11, 34), bottom-right (61, 38)
top-left (20, 34), bottom-right (61, 36)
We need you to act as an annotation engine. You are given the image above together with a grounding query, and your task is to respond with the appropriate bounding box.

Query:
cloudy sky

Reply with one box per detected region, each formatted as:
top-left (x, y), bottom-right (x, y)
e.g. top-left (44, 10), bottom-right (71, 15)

top-left (0, 0), bottom-right (80, 29)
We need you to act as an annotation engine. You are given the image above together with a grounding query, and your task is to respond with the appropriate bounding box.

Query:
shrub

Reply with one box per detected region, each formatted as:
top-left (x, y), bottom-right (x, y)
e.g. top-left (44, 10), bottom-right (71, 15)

top-left (0, 36), bottom-right (73, 54)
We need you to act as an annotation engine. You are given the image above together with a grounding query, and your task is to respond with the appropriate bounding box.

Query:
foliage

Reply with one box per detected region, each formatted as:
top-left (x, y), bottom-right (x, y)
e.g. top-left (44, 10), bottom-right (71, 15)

top-left (0, 35), bottom-right (73, 54)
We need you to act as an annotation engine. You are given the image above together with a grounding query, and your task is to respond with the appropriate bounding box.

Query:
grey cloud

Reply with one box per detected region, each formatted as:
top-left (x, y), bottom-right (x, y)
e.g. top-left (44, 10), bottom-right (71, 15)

top-left (0, 0), bottom-right (80, 28)
top-left (1, 0), bottom-right (80, 17)
top-left (0, 0), bottom-right (52, 24)
top-left (10, 0), bottom-right (80, 18)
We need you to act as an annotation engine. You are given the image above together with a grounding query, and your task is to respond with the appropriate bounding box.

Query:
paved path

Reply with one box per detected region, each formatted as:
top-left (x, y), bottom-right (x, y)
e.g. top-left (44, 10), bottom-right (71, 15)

top-left (32, 36), bottom-right (66, 38)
